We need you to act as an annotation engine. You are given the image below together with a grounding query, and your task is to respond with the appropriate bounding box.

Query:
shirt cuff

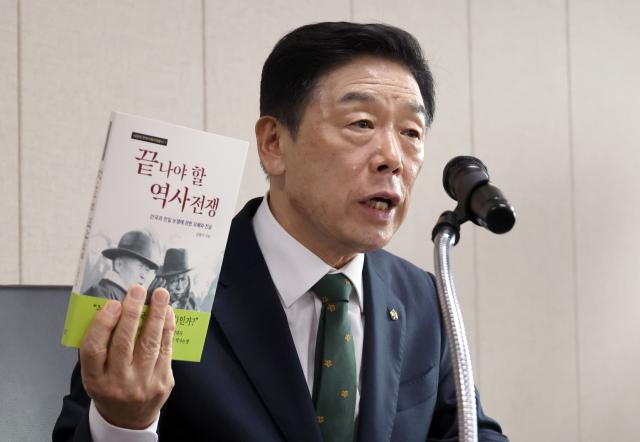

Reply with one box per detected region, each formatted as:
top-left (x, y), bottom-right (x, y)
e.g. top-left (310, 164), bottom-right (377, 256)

top-left (89, 400), bottom-right (159, 442)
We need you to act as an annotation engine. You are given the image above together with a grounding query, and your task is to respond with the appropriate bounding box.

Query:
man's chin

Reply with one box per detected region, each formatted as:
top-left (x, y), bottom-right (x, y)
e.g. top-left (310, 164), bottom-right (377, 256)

top-left (352, 230), bottom-right (395, 253)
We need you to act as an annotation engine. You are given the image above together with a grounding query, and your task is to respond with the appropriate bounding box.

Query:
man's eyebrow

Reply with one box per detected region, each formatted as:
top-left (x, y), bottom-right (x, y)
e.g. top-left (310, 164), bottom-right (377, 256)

top-left (338, 91), bottom-right (427, 118)
top-left (409, 102), bottom-right (427, 119)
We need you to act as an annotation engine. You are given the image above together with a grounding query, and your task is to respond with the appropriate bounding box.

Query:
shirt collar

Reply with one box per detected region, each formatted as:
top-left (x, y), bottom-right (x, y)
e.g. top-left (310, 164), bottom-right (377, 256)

top-left (252, 195), bottom-right (364, 312)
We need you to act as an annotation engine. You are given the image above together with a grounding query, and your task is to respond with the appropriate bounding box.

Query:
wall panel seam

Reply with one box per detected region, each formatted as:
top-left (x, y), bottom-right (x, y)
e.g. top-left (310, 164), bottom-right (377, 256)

top-left (565, 0), bottom-right (582, 440)
top-left (17, 0), bottom-right (23, 284)
top-left (202, 0), bottom-right (208, 131)
top-left (466, 0), bottom-right (481, 381)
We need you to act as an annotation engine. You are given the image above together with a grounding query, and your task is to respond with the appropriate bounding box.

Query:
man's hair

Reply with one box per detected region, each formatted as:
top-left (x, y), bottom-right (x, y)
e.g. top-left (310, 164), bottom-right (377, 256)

top-left (260, 22), bottom-right (435, 137)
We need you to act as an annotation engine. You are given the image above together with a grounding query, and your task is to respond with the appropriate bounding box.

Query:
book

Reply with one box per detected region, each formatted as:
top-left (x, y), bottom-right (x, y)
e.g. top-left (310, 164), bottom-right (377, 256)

top-left (61, 112), bottom-right (248, 362)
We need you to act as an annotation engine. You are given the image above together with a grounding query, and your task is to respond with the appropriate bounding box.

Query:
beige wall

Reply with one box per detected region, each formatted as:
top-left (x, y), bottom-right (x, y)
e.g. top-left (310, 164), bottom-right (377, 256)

top-left (471, 2), bottom-right (579, 440)
top-left (2, 1), bottom-right (639, 440)
top-left (0, 0), bottom-right (19, 282)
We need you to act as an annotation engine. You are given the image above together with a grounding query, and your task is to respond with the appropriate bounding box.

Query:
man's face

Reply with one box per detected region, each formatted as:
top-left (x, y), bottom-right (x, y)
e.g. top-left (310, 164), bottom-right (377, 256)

top-left (114, 255), bottom-right (152, 288)
top-left (167, 274), bottom-right (189, 298)
top-left (265, 56), bottom-right (426, 267)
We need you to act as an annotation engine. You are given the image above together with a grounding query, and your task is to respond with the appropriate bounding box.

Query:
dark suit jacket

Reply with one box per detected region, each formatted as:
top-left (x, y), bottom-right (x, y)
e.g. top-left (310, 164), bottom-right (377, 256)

top-left (53, 198), bottom-right (508, 441)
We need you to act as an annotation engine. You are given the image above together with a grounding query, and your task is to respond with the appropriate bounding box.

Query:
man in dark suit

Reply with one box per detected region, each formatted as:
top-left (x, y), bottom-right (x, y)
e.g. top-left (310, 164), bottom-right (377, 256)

top-left (54, 22), bottom-right (509, 441)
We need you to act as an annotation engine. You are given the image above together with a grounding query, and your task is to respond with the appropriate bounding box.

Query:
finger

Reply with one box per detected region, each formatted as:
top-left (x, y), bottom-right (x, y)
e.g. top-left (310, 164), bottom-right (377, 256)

top-left (80, 300), bottom-right (122, 377)
top-left (134, 288), bottom-right (170, 369)
top-left (155, 305), bottom-right (176, 374)
top-left (108, 285), bottom-right (147, 365)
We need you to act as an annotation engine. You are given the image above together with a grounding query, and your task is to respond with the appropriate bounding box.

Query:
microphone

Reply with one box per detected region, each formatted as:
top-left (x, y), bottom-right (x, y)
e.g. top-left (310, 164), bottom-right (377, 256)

top-left (443, 156), bottom-right (515, 234)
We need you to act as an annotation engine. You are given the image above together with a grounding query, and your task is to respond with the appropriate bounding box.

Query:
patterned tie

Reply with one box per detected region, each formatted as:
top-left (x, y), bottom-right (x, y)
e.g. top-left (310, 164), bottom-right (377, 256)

top-left (312, 273), bottom-right (357, 442)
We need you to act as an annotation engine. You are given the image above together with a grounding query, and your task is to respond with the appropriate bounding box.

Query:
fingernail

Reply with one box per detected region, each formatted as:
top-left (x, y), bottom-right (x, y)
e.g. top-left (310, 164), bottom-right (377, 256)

top-left (104, 301), bottom-right (121, 315)
top-left (153, 288), bottom-right (169, 305)
top-left (130, 285), bottom-right (146, 301)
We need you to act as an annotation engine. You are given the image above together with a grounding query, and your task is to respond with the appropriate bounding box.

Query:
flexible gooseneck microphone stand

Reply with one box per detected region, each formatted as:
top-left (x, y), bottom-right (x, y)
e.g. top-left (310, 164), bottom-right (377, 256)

top-left (431, 157), bottom-right (515, 442)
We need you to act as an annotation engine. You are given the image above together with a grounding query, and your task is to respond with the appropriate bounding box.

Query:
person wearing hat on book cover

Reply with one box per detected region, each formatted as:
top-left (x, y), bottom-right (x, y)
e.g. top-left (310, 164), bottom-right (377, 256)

top-left (86, 230), bottom-right (159, 302)
top-left (147, 248), bottom-right (197, 311)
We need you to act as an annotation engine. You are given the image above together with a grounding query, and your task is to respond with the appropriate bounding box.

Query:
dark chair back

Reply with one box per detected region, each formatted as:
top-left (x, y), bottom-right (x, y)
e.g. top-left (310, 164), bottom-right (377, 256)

top-left (0, 286), bottom-right (77, 442)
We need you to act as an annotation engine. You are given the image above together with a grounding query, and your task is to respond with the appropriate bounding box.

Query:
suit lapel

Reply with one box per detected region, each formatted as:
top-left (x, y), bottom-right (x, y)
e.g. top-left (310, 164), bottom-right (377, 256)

top-left (213, 199), bottom-right (322, 442)
top-left (357, 253), bottom-right (407, 442)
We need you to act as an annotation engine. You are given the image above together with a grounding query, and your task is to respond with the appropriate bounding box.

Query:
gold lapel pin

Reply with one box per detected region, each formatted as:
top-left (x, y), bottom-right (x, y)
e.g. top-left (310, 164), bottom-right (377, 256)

top-left (389, 308), bottom-right (399, 321)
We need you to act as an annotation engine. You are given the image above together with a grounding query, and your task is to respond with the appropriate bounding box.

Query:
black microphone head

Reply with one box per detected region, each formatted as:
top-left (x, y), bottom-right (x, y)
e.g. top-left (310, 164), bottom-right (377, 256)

top-left (484, 201), bottom-right (516, 234)
top-left (441, 155), bottom-right (516, 234)
top-left (443, 156), bottom-right (489, 202)
top-left (469, 182), bottom-right (516, 234)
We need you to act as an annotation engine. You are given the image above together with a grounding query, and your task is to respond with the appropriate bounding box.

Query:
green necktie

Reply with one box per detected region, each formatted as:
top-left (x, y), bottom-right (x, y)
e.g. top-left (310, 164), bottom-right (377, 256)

top-left (312, 273), bottom-right (357, 442)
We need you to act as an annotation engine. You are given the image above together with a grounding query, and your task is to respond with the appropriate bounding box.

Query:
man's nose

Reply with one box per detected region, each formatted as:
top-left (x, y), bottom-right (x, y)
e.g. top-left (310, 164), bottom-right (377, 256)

top-left (371, 129), bottom-right (403, 174)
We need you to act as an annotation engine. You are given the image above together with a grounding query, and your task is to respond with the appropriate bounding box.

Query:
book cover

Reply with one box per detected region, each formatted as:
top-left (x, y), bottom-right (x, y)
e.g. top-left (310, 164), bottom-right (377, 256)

top-left (61, 112), bottom-right (248, 362)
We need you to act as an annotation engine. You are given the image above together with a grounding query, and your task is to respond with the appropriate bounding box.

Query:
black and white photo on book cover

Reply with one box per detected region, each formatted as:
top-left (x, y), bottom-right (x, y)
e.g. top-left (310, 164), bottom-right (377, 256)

top-left (79, 227), bottom-right (221, 313)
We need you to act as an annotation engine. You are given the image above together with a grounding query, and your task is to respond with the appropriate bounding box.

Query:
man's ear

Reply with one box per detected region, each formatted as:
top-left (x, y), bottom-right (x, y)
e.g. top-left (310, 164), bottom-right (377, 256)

top-left (255, 116), bottom-right (287, 176)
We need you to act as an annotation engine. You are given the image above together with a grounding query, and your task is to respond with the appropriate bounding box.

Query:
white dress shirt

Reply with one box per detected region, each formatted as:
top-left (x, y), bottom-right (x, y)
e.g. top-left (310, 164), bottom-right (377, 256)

top-left (252, 196), bottom-right (365, 405)
top-left (89, 197), bottom-right (365, 441)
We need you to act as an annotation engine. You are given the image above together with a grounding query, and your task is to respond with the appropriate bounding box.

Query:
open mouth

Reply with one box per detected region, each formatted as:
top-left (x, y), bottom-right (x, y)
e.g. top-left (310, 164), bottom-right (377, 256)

top-left (365, 196), bottom-right (394, 211)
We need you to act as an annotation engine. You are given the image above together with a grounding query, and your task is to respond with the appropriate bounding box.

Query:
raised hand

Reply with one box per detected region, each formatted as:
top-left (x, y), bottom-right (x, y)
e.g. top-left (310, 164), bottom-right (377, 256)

top-left (79, 285), bottom-right (175, 429)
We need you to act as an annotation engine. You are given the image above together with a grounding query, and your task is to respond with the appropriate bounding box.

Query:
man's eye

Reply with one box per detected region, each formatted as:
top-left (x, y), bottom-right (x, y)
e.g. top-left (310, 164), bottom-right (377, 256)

top-left (352, 120), bottom-right (373, 129)
top-left (402, 129), bottom-right (421, 139)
